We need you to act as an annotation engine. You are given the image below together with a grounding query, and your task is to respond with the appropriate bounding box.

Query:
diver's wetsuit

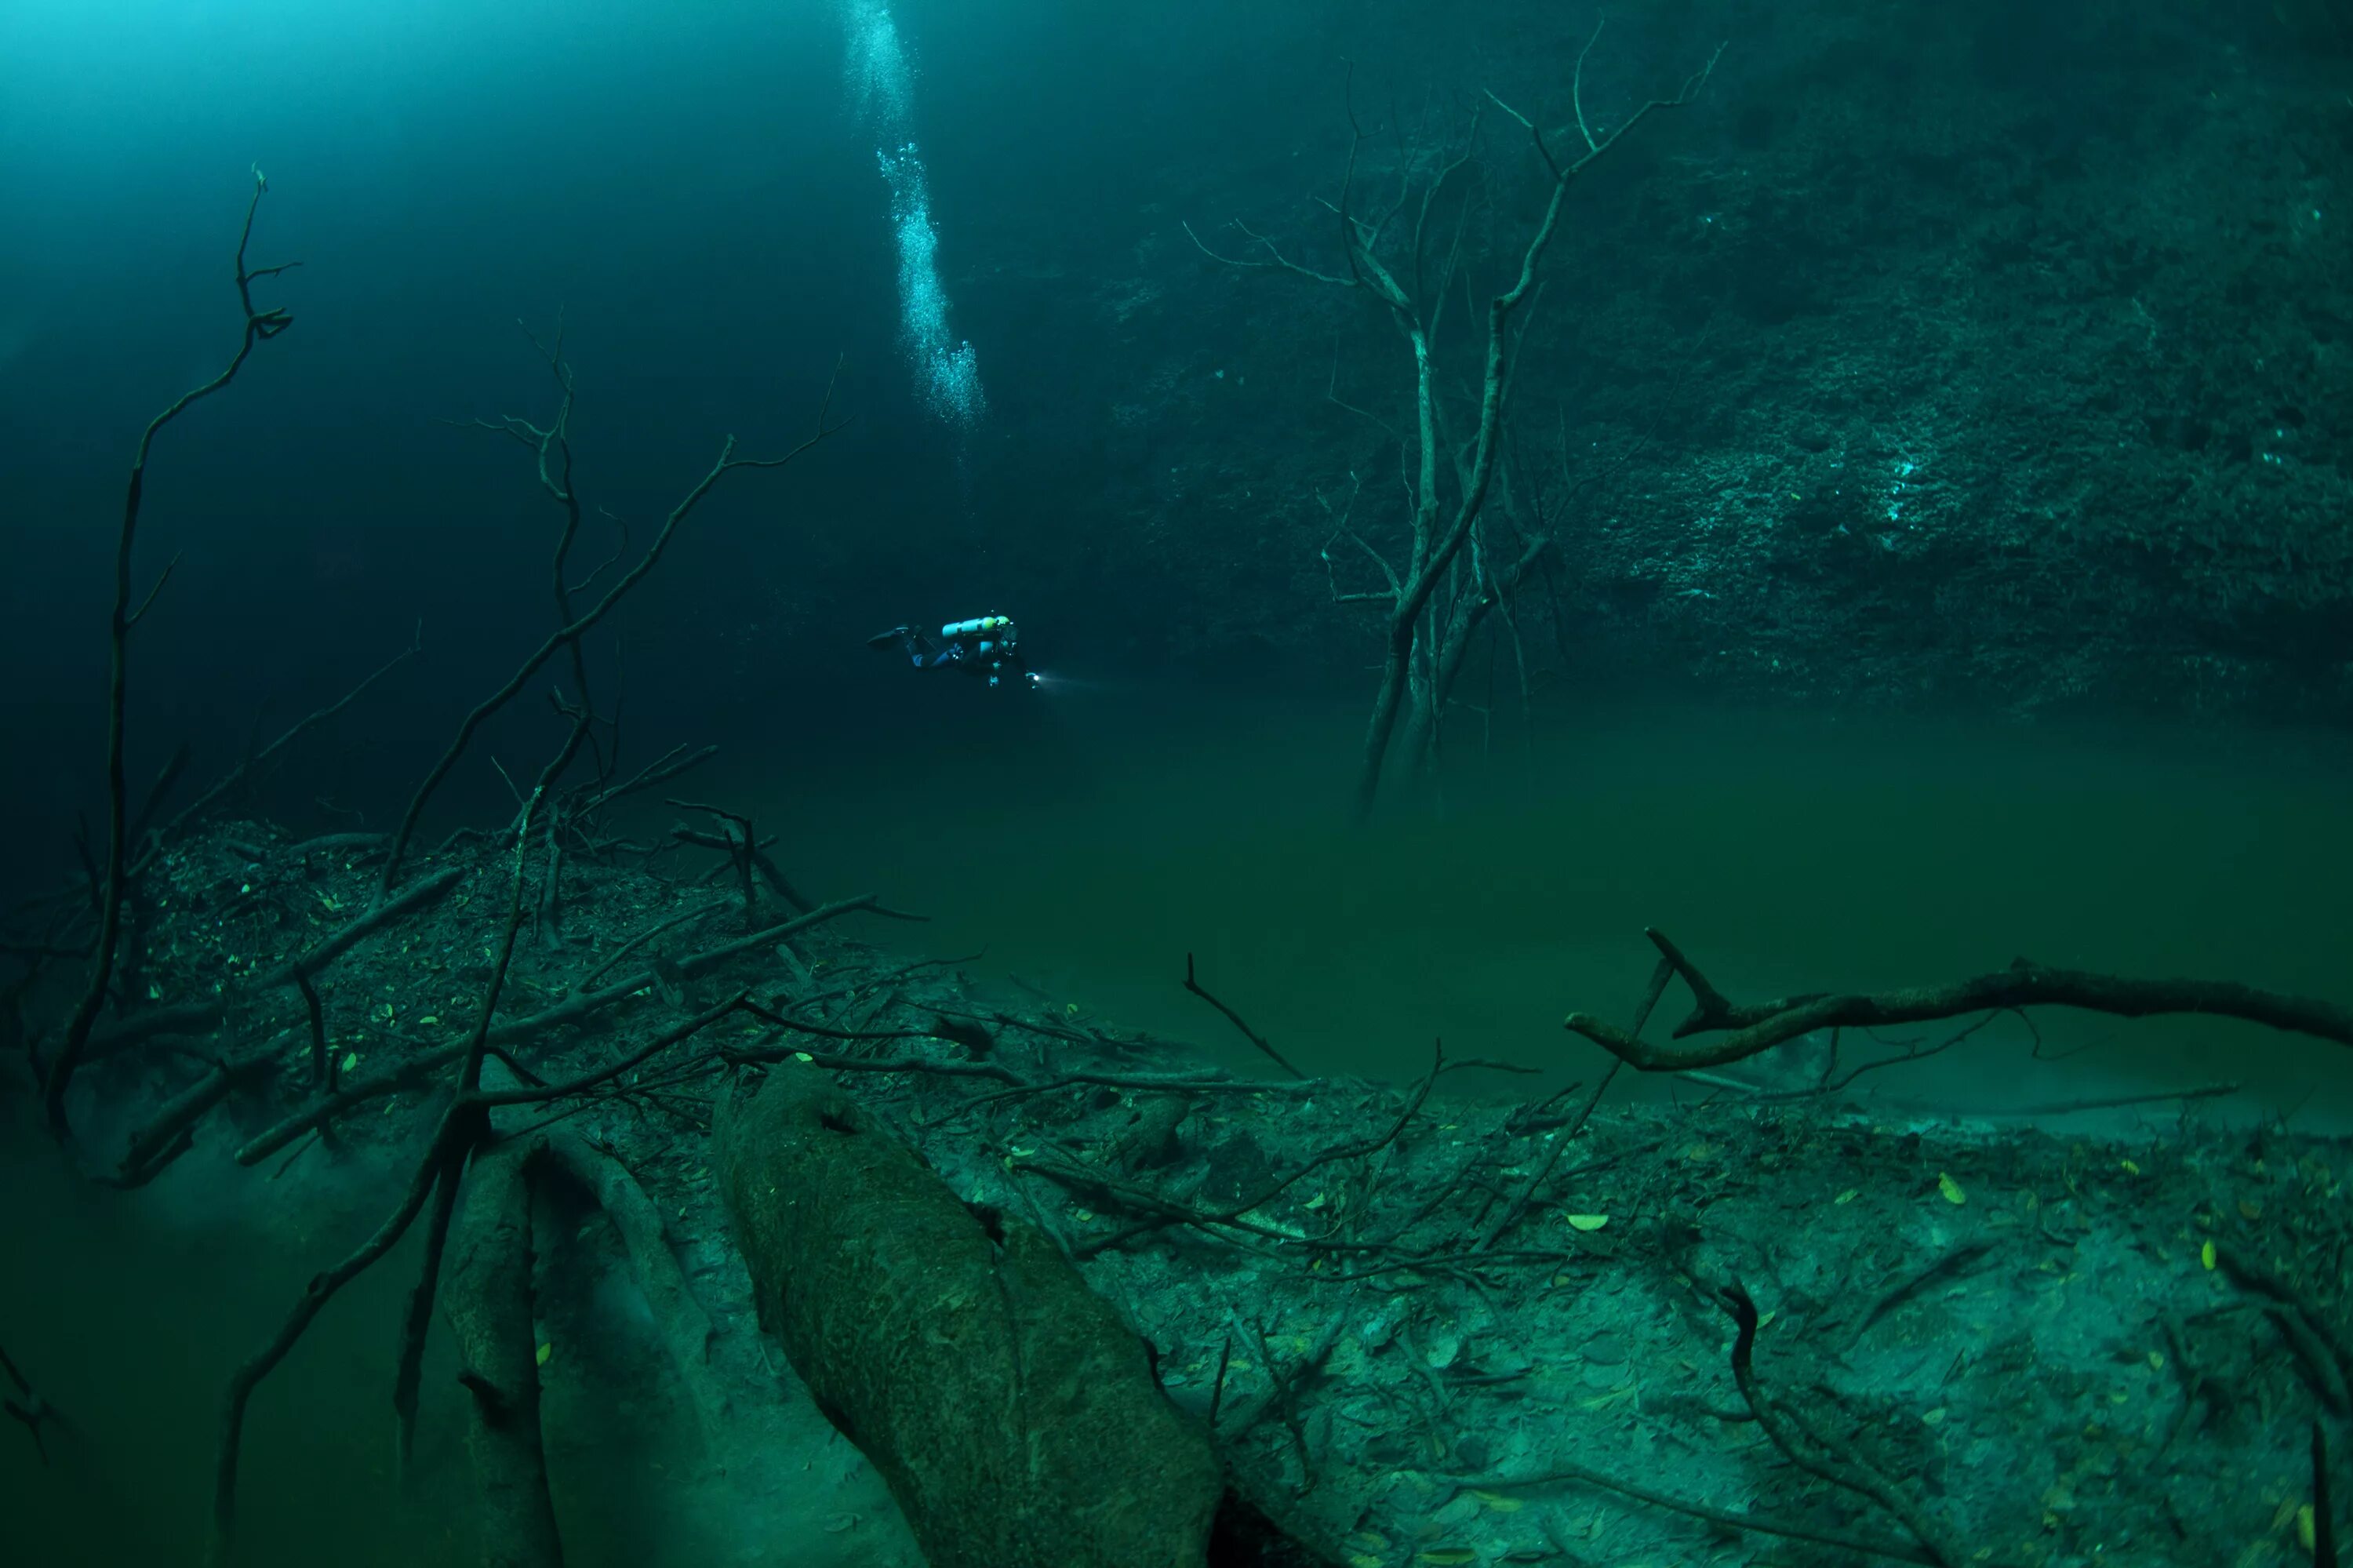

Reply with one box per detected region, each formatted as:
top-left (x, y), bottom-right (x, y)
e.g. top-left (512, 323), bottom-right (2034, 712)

top-left (870, 616), bottom-right (1035, 689)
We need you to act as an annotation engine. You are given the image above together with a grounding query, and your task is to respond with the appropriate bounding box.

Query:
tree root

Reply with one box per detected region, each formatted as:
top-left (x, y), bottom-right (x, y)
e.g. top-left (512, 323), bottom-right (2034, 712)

top-left (1719, 1282), bottom-right (1974, 1567)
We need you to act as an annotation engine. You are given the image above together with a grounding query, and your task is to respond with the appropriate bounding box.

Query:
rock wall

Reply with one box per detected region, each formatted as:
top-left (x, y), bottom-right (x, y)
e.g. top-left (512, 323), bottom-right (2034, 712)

top-left (953, 0), bottom-right (2353, 720)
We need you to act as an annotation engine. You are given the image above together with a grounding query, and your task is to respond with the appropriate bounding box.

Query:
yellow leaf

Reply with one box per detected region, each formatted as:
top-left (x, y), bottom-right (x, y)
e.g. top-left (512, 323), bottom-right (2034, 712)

top-left (1473, 1490), bottom-right (1525, 1512)
top-left (2118, 1159), bottom-right (2141, 1177)
top-left (2148, 1350), bottom-right (2166, 1371)
top-left (1937, 1172), bottom-right (1967, 1206)
top-left (536, 1342), bottom-right (552, 1366)
top-left (2300, 1504), bottom-right (2318, 1552)
top-left (2201, 1239), bottom-right (2217, 1271)
top-left (341, 1051), bottom-right (360, 1073)
top-left (418, 1015), bottom-right (439, 1027)
top-left (1565, 1213), bottom-right (1610, 1232)
top-left (794, 1051), bottom-right (814, 1063)
top-left (1833, 1188), bottom-right (1859, 1206)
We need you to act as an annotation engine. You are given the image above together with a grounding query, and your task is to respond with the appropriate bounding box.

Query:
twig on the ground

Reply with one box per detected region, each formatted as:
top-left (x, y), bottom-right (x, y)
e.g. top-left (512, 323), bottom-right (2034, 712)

top-left (1567, 927), bottom-right (2353, 1073)
top-left (1718, 1282), bottom-right (1971, 1567)
top-left (1478, 944), bottom-right (1678, 1249)
top-left (1, 1342), bottom-right (60, 1465)
top-left (669, 799), bottom-right (763, 922)
top-left (1183, 951), bottom-right (1304, 1079)
top-left (82, 865), bottom-right (465, 1064)
top-left (2215, 1243), bottom-right (2353, 1413)
top-left (1435, 1458), bottom-right (1937, 1564)
top-left (142, 626), bottom-right (422, 867)
top-left (580, 897), bottom-right (732, 988)
top-left (1840, 1238), bottom-right (2002, 1352)
top-left (1059, 1042), bottom-right (1443, 1259)
top-left (110, 1030), bottom-right (296, 1188)
top-left (577, 742), bottom-right (717, 816)
top-left (2316, 1419), bottom-right (2340, 1568)
top-left (2151, 1312), bottom-right (2207, 1467)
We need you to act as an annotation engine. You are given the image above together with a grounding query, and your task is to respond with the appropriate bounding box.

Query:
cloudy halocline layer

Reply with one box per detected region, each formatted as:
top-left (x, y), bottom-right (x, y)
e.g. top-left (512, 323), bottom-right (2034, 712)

top-left (841, 0), bottom-right (984, 429)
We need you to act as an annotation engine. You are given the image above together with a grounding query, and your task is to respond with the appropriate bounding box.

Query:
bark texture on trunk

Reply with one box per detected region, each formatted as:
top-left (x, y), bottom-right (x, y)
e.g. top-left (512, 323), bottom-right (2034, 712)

top-left (715, 1068), bottom-right (1223, 1568)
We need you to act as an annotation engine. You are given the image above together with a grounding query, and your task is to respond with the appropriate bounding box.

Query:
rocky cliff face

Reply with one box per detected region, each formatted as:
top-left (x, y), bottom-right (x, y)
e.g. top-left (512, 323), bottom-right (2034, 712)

top-left (951, 0), bottom-right (2352, 722)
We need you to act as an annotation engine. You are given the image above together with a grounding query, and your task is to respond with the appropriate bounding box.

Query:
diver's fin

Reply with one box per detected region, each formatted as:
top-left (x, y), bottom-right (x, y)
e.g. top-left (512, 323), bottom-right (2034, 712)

top-left (866, 625), bottom-right (910, 649)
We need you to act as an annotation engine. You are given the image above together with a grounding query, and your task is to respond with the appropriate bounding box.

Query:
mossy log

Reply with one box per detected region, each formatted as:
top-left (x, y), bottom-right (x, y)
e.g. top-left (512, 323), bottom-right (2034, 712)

top-left (442, 1145), bottom-right (565, 1568)
top-left (715, 1068), bottom-right (1224, 1568)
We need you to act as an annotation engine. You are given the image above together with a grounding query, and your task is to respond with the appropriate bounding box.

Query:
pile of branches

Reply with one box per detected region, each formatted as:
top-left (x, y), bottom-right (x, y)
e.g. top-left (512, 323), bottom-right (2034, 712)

top-left (0, 173), bottom-right (862, 1563)
top-left (10, 169), bottom-right (2353, 1568)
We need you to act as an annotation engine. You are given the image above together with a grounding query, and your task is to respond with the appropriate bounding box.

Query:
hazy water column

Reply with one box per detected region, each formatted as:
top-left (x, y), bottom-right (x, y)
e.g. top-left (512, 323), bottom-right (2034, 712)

top-left (841, 0), bottom-right (987, 429)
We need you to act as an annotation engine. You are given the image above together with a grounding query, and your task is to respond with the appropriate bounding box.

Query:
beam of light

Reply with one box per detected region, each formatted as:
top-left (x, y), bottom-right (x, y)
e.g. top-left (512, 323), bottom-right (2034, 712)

top-left (839, 0), bottom-right (984, 430)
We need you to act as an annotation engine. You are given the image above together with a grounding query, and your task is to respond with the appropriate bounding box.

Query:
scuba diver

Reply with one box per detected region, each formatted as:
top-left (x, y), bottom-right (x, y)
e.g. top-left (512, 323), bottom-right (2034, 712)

top-left (868, 614), bottom-right (1040, 690)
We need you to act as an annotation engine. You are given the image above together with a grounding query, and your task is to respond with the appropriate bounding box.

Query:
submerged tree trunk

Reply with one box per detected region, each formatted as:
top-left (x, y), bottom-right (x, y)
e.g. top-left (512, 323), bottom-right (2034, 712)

top-left (714, 1068), bottom-right (1224, 1568)
top-left (442, 1147), bottom-right (565, 1568)
top-left (533, 1133), bottom-right (732, 1442)
top-left (1391, 533), bottom-right (1552, 785)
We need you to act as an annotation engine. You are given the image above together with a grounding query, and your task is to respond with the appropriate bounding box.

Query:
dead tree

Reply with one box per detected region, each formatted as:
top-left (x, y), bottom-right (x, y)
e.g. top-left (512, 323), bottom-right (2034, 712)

top-left (42, 167), bottom-right (297, 1132)
top-left (1187, 27), bottom-right (1720, 817)
top-left (376, 344), bottom-right (846, 895)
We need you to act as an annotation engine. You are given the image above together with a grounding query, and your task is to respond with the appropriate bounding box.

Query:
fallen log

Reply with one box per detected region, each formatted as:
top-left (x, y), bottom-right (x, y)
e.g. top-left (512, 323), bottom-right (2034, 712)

top-left (533, 1133), bottom-right (731, 1441)
top-left (442, 1145), bottom-right (565, 1568)
top-left (715, 1066), bottom-right (1224, 1568)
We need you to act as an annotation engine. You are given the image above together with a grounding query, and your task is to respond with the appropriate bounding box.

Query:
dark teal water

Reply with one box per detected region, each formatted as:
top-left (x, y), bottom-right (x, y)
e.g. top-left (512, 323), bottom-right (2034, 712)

top-left (6, 695), bottom-right (2347, 1565)
top-left (767, 692), bottom-right (2353, 1126)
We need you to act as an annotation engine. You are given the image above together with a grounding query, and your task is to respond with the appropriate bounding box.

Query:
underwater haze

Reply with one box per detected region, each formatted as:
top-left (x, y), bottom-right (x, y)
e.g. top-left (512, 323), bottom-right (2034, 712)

top-left (5, 2), bottom-right (2352, 1566)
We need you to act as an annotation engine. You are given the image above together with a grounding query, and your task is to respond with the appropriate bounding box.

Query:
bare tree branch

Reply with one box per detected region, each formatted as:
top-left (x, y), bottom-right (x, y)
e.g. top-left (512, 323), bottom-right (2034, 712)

top-left (44, 166), bottom-right (296, 1133)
